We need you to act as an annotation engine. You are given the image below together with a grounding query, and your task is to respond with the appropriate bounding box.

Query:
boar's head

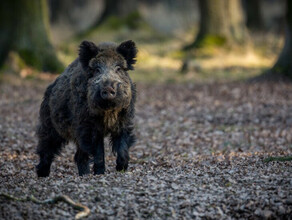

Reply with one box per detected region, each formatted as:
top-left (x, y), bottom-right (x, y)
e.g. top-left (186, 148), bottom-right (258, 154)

top-left (79, 40), bottom-right (137, 113)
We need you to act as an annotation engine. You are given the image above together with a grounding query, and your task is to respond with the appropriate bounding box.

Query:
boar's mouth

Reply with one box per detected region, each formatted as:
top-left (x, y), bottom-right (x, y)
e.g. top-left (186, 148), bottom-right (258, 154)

top-left (89, 97), bottom-right (121, 113)
top-left (98, 99), bottom-right (118, 110)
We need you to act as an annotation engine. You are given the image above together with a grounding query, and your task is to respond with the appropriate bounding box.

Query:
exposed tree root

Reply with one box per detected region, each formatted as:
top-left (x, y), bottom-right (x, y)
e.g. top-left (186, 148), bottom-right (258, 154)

top-left (0, 192), bottom-right (90, 219)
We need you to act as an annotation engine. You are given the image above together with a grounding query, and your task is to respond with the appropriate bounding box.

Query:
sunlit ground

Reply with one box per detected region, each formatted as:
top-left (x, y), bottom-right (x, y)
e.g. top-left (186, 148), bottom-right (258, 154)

top-left (51, 25), bottom-right (284, 84)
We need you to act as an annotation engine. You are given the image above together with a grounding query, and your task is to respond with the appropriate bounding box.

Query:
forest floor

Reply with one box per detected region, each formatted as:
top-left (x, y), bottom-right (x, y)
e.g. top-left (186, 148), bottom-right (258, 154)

top-left (0, 77), bottom-right (291, 219)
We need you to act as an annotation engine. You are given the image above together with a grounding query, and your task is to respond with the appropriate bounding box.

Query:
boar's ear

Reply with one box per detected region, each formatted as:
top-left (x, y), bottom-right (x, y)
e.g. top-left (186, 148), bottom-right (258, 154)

top-left (79, 41), bottom-right (99, 71)
top-left (117, 40), bottom-right (137, 70)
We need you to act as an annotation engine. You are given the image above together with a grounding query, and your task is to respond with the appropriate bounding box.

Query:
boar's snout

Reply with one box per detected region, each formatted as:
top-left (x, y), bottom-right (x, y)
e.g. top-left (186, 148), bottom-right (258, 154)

top-left (100, 85), bottom-right (116, 100)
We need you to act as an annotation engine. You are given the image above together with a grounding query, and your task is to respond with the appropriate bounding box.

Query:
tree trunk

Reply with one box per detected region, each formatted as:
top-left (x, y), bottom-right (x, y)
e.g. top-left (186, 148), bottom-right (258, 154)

top-left (273, 0), bottom-right (292, 76)
top-left (245, 0), bottom-right (264, 30)
top-left (95, 0), bottom-right (138, 27)
top-left (187, 0), bottom-right (248, 49)
top-left (0, 0), bottom-right (63, 72)
top-left (0, 2), bottom-right (15, 67)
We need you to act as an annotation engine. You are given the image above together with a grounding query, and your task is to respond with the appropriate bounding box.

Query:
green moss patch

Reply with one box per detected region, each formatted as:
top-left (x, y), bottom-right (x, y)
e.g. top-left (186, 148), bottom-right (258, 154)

top-left (18, 49), bottom-right (42, 70)
top-left (194, 35), bottom-right (227, 48)
top-left (18, 49), bottom-right (63, 73)
top-left (102, 11), bottom-right (147, 30)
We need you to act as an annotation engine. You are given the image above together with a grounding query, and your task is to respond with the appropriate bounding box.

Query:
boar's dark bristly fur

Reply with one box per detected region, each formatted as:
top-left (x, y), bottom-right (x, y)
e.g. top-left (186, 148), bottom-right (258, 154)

top-left (36, 40), bottom-right (137, 177)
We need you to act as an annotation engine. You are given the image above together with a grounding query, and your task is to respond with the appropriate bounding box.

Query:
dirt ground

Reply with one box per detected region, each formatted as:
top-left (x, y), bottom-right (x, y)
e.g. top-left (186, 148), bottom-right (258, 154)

top-left (0, 79), bottom-right (292, 219)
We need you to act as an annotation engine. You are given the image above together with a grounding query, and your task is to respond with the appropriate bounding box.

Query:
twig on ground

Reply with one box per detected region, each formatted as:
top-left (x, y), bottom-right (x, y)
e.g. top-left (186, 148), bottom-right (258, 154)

top-left (0, 192), bottom-right (90, 219)
top-left (264, 156), bottom-right (292, 163)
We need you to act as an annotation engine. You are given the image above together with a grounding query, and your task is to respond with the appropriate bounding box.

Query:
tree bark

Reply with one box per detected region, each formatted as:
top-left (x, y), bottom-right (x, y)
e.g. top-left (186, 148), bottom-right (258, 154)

top-left (0, 0), bottom-right (63, 72)
top-left (187, 0), bottom-right (248, 49)
top-left (272, 0), bottom-right (292, 76)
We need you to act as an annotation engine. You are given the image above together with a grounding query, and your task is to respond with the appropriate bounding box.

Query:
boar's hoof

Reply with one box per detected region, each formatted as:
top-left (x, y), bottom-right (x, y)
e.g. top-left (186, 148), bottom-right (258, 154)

top-left (36, 163), bottom-right (50, 177)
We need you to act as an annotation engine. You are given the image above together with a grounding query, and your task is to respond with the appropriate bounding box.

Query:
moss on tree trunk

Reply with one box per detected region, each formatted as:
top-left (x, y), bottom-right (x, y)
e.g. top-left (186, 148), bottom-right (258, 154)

top-left (186, 0), bottom-right (248, 49)
top-left (94, 0), bottom-right (139, 28)
top-left (0, 0), bottom-right (63, 72)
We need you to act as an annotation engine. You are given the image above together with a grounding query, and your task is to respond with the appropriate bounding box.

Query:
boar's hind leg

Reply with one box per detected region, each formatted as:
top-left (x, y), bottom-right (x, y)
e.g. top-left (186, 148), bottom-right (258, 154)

top-left (36, 127), bottom-right (65, 177)
top-left (74, 147), bottom-right (90, 176)
top-left (112, 130), bottom-right (136, 172)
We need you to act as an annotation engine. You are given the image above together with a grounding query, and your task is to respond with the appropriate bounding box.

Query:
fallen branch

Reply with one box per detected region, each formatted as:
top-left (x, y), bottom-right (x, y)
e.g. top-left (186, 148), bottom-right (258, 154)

top-left (0, 192), bottom-right (90, 219)
top-left (264, 156), bottom-right (292, 163)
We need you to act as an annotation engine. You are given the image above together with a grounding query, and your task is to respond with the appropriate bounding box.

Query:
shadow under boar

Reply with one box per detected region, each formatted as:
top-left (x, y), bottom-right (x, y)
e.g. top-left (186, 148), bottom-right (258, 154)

top-left (36, 40), bottom-right (137, 177)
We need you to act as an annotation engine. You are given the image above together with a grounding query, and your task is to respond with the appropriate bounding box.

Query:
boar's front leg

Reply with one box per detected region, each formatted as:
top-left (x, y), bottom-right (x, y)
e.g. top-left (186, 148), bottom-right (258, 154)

top-left (74, 147), bottom-right (90, 176)
top-left (111, 129), bottom-right (135, 172)
top-left (76, 125), bottom-right (105, 175)
top-left (93, 134), bottom-right (105, 175)
top-left (75, 125), bottom-right (93, 176)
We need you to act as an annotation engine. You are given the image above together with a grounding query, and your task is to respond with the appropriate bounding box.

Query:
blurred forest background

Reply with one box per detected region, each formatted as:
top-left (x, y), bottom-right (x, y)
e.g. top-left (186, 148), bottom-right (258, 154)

top-left (0, 0), bottom-right (290, 82)
top-left (1, 1), bottom-right (292, 219)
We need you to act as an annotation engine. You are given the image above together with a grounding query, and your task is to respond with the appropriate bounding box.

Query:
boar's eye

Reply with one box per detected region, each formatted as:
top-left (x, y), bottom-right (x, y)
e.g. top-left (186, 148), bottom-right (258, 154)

top-left (88, 67), bottom-right (100, 78)
top-left (115, 66), bottom-right (123, 72)
top-left (95, 68), bottom-right (101, 74)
